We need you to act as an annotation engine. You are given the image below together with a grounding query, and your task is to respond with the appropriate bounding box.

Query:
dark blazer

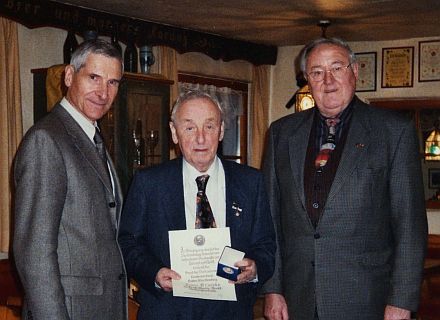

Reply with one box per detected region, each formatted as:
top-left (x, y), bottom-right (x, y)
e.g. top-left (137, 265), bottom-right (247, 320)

top-left (119, 157), bottom-right (275, 320)
top-left (13, 104), bottom-right (127, 320)
top-left (262, 97), bottom-right (428, 320)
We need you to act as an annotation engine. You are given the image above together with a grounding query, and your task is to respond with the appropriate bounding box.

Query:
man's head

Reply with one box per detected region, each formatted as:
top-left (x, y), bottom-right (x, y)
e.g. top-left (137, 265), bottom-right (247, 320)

top-left (300, 38), bottom-right (358, 117)
top-left (64, 39), bottom-right (123, 123)
top-left (170, 90), bottom-right (225, 173)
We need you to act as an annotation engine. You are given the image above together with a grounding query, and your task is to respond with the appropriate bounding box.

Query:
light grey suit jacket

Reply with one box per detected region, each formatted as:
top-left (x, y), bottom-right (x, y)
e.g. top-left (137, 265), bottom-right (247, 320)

top-left (13, 104), bottom-right (127, 320)
top-left (262, 97), bottom-right (428, 320)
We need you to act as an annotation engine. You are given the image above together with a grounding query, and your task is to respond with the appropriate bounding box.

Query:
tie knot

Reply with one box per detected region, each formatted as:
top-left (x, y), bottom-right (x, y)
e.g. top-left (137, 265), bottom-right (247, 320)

top-left (325, 118), bottom-right (340, 128)
top-left (196, 175), bottom-right (210, 192)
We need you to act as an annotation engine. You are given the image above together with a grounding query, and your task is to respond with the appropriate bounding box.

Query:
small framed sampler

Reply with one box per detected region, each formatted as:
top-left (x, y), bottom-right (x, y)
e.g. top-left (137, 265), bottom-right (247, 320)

top-left (355, 52), bottom-right (376, 92)
top-left (381, 46), bottom-right (414, 88)
top-left (429, 168), bottom-right (440, 189)
top-left (419, 40), bottom-right (440, 82)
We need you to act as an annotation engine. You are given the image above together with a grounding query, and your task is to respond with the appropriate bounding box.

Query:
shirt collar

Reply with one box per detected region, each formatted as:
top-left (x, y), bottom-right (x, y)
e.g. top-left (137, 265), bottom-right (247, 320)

top-left (60, 97), bottom-right (97, 141)
top-left (183, 156), bottom-right (220, 181)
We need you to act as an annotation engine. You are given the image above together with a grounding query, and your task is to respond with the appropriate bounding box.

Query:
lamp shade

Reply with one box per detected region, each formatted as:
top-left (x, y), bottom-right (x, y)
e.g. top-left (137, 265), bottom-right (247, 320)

top-left (425, 129), bottom-right (440, 160)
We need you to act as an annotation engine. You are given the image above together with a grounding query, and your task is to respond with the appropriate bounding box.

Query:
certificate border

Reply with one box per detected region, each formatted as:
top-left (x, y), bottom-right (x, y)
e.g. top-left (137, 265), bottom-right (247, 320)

top-left (419, 39), bottom-right (440, 82)
top-left (381, 46), bottom-right (414, 88)
top-left (355, 51), bottom-right (377, 92)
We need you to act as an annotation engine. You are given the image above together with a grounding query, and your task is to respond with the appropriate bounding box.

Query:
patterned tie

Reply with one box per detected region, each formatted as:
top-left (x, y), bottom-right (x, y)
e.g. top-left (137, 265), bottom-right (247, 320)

top-left (195, 175), bottom-right (217, 229)
top-left (315, 118), bottom-right (340, 168)
top-left (93, 127), bottom-right (112, 186)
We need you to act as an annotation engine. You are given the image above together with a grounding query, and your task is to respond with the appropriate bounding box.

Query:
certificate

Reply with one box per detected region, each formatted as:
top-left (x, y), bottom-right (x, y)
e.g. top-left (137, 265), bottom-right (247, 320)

top-left (381, 47), bottom-right (414, 88)
top-left (169, 227), bottom-right (237, 301)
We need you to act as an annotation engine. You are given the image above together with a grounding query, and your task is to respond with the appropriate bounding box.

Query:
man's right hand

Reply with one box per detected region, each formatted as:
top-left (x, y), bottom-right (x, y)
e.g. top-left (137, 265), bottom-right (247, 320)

top-left (264, 293), bottom-right (289, 320)
top-left (155, 267), bottom-right (181, 292)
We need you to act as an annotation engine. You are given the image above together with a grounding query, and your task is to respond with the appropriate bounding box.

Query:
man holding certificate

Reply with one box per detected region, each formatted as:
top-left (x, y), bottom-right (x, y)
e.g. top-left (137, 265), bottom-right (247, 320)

top-left (119, 90), bottom-right (275, 319)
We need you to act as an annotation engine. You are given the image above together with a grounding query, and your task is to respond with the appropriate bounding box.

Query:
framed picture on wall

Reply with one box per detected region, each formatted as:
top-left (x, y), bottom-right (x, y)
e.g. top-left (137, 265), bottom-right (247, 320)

top-left (429, 168), bottom-right (440, 189)
top-left (381, 46), bottom-right (414, 88)
top-left (355, 52), bottom-right (376, 92)
top-left (419, 40), bottom-right (440, 82)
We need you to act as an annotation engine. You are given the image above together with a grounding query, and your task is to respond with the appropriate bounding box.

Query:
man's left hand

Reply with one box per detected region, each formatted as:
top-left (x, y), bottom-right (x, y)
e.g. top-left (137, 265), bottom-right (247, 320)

top-left (233, 258), bottom-right (257, 284)
top-left (384, 305), bottom-right (411, 320)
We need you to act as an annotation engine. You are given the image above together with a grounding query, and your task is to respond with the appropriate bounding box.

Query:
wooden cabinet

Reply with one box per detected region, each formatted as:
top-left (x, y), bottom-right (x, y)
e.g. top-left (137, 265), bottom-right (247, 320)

top-left (32, 68), bottom-right (173, 194)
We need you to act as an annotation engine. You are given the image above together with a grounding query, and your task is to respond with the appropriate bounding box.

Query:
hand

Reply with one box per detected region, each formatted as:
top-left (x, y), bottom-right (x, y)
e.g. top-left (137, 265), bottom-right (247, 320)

top-left (234, 258), bottom-right (257, 284)
top-left (384, 305), bottom-right (411, 320)
top-left (264, 293), bottom-right (289, 320)
top-left (155, 267), bottom-right (181, 292)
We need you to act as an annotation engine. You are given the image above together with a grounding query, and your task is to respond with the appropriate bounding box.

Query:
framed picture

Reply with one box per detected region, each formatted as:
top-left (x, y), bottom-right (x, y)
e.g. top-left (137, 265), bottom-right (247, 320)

top-left (381, 46), bottom-right (414, 88)
top-left (355, 52), bottom-right (376, 92)
top-left (419, 40), bottom-right (440, 82)
top-left (429, 168), bottom-right (440, 189)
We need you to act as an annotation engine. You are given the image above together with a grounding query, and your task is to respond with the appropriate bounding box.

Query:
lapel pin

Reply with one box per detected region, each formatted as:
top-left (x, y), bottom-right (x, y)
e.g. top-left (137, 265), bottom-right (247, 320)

top-left (355, 143), bottom-right (365, 148)
top-left (232, 202), bottom-right (242, 216)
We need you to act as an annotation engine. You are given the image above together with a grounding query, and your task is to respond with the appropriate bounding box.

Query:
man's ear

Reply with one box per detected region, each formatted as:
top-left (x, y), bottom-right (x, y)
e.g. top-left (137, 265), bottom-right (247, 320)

top-left (64, 65), bottom-right (74, 88)
top-left (169, 121), bottom-right (179, 144)
top-left (219, 121), bottom-right (225, 142)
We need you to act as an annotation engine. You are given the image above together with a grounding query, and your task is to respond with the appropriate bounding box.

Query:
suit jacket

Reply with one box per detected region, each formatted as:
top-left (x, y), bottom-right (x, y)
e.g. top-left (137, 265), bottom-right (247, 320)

top-left (261, 97), bottom-right (428, 320)
top-left (118, 157), bottom-right (275, 320)
top-left (13, 104), bottom-right (128, 320)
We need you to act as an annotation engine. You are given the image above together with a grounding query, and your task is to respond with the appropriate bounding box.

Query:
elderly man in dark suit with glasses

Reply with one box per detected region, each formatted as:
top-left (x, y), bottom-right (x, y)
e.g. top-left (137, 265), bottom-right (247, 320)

top-left (262, 37), bottom-right (428, 320)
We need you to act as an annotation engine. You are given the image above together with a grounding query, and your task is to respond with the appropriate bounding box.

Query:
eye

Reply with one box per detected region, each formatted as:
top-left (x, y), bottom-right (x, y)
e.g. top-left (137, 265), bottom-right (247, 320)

top-left (90, 74), bottom-right (97, 81)
top-left (310, 70), bottom-right (324, 78)
top-left (108, 79), bottom-right (120, 87)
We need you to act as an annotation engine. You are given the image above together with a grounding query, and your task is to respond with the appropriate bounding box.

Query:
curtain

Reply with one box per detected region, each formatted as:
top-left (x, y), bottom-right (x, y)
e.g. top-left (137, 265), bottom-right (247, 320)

top-left (156, 45), bottom-right (179, 106)
top-left (178, 82), bottom-right (244, 158)
top-left (0, 18), bottom-right (23, 253)
top-left (250, 65), bottom-right (270, 169)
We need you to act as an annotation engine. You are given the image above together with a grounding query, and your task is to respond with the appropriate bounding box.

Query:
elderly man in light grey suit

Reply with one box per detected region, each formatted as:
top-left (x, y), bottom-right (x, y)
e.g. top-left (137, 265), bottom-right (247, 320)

top-left (262, 38), bottom-right (427, 320)
top-left (14, 39), bottom-right (127, 320)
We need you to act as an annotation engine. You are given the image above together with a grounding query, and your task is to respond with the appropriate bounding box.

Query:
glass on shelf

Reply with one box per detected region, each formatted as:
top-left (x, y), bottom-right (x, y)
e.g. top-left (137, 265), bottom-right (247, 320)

top-left (146, 130), bottom-right (159, 166)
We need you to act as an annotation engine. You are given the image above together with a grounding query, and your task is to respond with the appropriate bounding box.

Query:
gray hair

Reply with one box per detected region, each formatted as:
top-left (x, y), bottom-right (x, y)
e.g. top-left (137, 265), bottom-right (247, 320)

top-left (299, 37), bottom-right (357, 75)
top-left (70, 39), bottom-right (123, 72)
top-left (170, 90), bottom-right (224, 122)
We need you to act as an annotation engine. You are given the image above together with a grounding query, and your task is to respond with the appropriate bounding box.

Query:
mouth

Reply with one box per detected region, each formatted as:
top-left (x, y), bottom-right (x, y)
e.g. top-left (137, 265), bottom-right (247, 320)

top-left (324, 88), bottom-right (338, 94)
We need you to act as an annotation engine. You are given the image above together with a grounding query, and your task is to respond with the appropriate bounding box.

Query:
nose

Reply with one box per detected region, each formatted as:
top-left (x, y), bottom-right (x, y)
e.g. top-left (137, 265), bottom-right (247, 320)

top-left (96, 83), bottom-right (109, 99)
top-left (196, 128), bottom-right (206, 144)
top-left (323, 70), bottom-right (335, 84)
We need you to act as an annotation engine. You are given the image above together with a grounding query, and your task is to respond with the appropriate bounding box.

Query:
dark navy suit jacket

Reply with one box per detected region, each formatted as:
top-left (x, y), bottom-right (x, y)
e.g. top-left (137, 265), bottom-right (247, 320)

top-left (119, 157), bottom-right (275, 319)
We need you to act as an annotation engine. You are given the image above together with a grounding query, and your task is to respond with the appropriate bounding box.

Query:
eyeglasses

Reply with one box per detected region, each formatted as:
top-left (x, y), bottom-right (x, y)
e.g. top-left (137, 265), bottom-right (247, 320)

top-left (307, 64), bottom-right (352, 82)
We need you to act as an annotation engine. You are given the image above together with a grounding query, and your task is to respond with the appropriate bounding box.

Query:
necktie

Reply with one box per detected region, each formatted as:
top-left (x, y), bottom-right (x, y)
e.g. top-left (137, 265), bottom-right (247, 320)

top-left (93, 127), bottom-right (112, 186)
top-left (195, 175), bottom-right (217, 229)
top-left (315, 118), bottom-right (340, 168)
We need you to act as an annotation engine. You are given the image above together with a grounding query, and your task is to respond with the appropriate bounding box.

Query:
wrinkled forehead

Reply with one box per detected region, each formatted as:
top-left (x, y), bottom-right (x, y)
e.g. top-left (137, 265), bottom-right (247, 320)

top-left (175, 98), bottom-right (222, 122)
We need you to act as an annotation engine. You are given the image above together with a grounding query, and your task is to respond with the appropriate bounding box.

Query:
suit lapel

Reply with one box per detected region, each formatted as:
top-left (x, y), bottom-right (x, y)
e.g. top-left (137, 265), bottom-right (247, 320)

top-left (288, 110), bottom-right (314, 210)
top-left (53, 105), bottom-right (114, 194)
top-left (164, 158), bottom-right (187, 230)
top-left (326, 100), bottom-right (372, 205)
top-left (223, 160), bottom-right (247, 229)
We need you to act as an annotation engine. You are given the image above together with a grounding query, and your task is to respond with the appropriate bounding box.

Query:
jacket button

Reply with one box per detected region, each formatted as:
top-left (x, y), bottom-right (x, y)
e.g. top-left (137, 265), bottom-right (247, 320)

top-left (109, 202), bottom-right (116, 208)
top-left (311, 261), bottom-right (315, 267)
top-left (314, 233), bottom-right (320, 239)
top-left (312, 202), bottom-right (319, 209)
